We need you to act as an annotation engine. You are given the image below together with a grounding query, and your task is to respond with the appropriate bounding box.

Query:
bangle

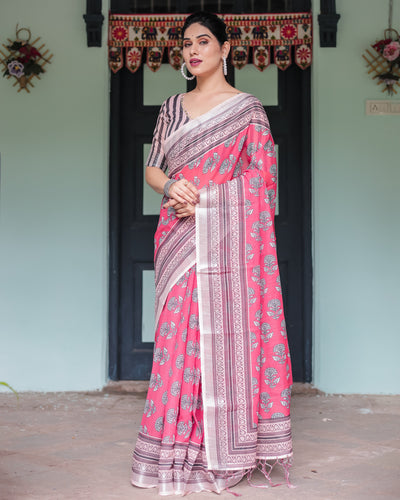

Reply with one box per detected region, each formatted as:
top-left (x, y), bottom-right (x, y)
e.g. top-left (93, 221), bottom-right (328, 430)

top-left (163, 178), bottom-right (177, 197)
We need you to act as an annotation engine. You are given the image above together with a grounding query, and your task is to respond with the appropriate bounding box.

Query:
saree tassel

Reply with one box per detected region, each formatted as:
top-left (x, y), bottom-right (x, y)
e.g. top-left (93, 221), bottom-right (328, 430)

top-left (247, 460), bottom-right (274, 488)
top-left (246, 458), bottom-right (296, 489)
top-left (278, 457), bottom-right (296, 489)
top-left (221, 471), bottom-right (244, 496)
top-left (225, 486), bottom-right (242, 497)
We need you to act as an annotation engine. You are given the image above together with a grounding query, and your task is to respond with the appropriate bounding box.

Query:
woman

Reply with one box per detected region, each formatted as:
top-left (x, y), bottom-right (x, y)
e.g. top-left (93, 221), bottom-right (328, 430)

top-left (131, 11), bottom-right (293, 496)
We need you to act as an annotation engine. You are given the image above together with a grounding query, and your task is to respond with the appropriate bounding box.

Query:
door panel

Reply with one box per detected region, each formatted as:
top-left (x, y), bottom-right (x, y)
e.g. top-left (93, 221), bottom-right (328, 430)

top-left (143, 64), bottom-right (186, 106)
top-left (109, 0), bottom-right (312, 382)
top-left (142, 269), bottom-right (156, 342)
top-left (235, 65), bottom-right (278, 106)
top-left (142, 143), bottom-right (163, 215)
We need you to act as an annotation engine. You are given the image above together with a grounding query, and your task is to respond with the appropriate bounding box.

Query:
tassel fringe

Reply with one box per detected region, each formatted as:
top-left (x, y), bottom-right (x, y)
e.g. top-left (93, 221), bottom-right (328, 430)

top-left (224, 457), bottom-right (295, 496)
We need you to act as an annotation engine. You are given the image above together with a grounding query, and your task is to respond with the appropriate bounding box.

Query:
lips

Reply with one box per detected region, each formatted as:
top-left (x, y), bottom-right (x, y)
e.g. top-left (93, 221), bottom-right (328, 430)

top-left (189, 58), bottom-right (202, 66)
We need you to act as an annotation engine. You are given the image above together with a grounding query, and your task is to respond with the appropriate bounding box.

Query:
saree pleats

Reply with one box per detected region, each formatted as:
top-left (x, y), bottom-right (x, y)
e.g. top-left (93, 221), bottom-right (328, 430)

top-left (131, 267), bottom-right (246, 495)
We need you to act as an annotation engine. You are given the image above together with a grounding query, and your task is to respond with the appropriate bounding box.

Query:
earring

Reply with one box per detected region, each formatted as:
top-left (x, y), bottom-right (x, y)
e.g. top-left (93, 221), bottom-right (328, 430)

top-left (223, 56), bottom-right (228, 76)
top-left (181, 62), bottom-right (195, 81)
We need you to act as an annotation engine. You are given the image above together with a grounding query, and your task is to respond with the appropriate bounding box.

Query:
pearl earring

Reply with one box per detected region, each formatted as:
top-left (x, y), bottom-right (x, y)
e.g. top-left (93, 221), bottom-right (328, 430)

top-left (223, 56), bottom-right (227, 76)
top-left (181, 62), bottom-right (195, 81)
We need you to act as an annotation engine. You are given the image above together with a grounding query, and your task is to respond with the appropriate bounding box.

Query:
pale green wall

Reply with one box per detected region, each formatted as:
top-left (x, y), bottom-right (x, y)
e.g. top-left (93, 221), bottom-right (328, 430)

top-left (312, 0), bottom-right (400, 393)
top-left (0, 0), bottom-right (109, 390)
top-left (1, 0), bottom-right (399, 394)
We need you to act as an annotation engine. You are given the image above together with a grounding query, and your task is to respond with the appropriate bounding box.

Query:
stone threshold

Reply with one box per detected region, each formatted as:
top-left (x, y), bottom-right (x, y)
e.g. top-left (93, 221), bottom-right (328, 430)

top-left (103, 380), bottom-right (322, 395)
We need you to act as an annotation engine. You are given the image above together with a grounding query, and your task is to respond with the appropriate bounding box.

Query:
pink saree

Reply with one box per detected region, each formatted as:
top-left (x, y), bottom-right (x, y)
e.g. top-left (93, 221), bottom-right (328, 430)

top-left (131, 93), bottom-right (293, 496)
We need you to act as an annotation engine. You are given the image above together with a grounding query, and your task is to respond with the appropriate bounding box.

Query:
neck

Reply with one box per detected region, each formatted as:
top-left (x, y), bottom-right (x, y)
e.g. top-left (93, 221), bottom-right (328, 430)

top-left (194, 69), bottom-right (229, 94)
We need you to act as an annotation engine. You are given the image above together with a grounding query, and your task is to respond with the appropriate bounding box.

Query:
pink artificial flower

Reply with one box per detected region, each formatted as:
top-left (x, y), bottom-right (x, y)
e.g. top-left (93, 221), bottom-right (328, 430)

top-left (383, 41), bottom-right (400, 61)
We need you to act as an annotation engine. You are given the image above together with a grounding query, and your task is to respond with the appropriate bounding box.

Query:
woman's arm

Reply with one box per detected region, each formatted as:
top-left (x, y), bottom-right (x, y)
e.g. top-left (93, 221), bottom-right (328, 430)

top-left (145, 165), bottom-right (169, 194)
top-left (146, 166), bottom-right (199, 207)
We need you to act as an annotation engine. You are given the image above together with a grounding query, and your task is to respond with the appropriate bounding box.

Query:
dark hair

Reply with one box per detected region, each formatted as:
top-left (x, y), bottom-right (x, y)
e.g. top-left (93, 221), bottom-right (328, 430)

top-left (182, 11), bottom-right (228, 46)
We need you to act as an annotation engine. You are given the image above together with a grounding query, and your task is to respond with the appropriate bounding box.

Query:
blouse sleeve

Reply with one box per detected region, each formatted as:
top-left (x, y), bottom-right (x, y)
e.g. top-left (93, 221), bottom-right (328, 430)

top-left (146, 100), bottom-right (169, 172)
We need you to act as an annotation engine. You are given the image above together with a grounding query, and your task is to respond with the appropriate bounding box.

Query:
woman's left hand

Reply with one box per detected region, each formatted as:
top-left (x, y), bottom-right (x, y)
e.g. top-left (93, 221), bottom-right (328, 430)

top-left (163, 198), bottom-right (196, 218)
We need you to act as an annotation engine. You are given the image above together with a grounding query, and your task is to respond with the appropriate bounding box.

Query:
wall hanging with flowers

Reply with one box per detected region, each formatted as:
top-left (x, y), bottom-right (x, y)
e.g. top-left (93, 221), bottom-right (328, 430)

top-left (363, 0), bottom-right (400, 96)
top-left (363, 29), bottom-right (400, 95)
top-left (0, 26), bottom-right (53, 93)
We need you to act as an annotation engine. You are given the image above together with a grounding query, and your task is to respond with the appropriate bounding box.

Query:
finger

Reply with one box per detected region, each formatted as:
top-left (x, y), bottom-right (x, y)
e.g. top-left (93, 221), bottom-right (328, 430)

top-left (179, 180), bottom-right (199, 203)
top-left (177, 212), bottom-right (194, 218)
top-left (179, 187), bottom-right (198, 205)
top-left (174, 203), bottom-right (186, 210)
top-left (170, 181), bottom-right (198, 205)
top-left (176, 201), bottom-right (195, 210)
top-left (176, 196), bottom-right (189, 205)
top-left (176, 206), bottom-right (195, 217)
top-left (187, 183), bottom-right (199, 197)
top-left (184, 182), bottom-right (199, 199)
top-left (170, 192), bottom-right (189, 205)
top-left (163, 199), bottom-right (177, 209)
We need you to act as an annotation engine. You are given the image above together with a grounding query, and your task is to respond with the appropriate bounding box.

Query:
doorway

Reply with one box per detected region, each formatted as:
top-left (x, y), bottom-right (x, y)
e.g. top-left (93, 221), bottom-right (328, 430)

top-left (109, 0), bottom-right (312, 382)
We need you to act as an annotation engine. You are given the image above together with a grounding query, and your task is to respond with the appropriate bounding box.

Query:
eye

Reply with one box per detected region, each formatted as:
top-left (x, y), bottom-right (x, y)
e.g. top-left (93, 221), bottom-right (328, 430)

top-left (183, 42), bottom-right (192, 48)
top-left (199, 39), bottom-right (208, 45)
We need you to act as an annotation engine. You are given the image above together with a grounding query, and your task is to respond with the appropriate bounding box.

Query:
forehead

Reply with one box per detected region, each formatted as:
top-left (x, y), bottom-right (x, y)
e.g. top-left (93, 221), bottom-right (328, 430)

top-left (183, 22), bottom-right (215, 39)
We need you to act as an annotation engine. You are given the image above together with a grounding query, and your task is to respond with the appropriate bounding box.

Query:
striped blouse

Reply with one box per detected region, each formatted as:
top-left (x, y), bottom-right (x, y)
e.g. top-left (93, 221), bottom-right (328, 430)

top-left (146, 94), bottom-right (189, 173)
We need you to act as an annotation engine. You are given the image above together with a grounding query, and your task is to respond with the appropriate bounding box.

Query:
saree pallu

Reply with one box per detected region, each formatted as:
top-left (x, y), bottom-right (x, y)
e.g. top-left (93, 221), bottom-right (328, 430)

top-left (132, 93), bottom-right (293, 496)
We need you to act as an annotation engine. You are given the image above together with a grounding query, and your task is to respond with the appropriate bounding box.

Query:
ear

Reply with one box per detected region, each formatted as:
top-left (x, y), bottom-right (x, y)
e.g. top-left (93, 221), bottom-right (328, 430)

top-left (222, 41), bottom-right (231, 58)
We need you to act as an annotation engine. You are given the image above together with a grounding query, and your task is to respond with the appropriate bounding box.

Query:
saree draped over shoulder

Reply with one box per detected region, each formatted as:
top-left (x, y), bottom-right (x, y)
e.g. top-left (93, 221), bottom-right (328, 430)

top-left (131, 93), bottom-right (293, 496)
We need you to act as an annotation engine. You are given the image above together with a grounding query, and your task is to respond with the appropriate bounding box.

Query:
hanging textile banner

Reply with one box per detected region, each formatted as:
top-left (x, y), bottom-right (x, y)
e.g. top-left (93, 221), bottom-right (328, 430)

top-left (108, 12), bottom-right (312, 73)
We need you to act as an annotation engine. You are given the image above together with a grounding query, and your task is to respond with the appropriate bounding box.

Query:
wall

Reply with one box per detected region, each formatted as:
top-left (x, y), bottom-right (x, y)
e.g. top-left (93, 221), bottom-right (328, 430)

top-left (0, 0), bottom-right (109, 390)
top-left (1, 0), bottom-right (399, 394)
top-left (312, 0), bottom-right (400, 393)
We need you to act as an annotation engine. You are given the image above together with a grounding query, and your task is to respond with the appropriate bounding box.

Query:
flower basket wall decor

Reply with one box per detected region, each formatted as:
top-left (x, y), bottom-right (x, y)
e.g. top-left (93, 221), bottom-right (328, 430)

top-left (363, 28), bottom-right (400, 96)
top-left (0, 26), bottom-right (53, 93)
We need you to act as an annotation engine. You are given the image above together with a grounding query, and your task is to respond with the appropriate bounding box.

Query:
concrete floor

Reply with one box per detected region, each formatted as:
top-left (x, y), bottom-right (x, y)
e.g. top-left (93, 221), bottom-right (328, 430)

top-left (1, 386), bottom-right (399, 500)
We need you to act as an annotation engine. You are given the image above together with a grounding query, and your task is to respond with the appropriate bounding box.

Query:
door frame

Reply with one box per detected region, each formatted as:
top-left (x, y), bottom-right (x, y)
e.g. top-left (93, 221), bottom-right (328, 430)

top-left (299, 68), bottom-right (312, 383)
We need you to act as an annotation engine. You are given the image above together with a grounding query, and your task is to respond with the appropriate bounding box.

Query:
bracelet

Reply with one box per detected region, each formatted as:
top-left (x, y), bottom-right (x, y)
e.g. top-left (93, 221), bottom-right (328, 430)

top-left (163, 178), bottom-right (177, 197)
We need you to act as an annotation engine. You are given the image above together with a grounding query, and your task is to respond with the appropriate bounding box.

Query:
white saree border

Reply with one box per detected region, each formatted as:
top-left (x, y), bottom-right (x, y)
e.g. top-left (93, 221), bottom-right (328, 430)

top-left (196, 178), bottom-right (257, 471)
top-left (195, 190), bottom-right (213, 468)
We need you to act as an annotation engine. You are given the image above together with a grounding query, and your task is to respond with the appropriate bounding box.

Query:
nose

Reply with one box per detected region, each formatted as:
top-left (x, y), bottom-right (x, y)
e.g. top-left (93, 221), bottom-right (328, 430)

top-left (189, 42), bottom-right (198, 55)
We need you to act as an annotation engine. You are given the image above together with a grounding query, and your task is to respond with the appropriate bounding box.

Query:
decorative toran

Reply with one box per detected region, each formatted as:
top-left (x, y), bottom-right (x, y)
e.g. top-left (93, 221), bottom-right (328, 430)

top-left (108, 12), bottom-right (312, 74)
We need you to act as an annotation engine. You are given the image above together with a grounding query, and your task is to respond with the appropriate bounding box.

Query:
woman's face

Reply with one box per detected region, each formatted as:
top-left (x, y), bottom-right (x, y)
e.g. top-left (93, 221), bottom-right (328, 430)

top-left (182, 22), bottom-right (228, 78)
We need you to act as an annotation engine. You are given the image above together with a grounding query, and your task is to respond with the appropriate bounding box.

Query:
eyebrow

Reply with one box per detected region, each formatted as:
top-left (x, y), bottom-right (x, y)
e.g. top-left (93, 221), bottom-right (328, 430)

top-left (183, 34), bottom-right (212, 40)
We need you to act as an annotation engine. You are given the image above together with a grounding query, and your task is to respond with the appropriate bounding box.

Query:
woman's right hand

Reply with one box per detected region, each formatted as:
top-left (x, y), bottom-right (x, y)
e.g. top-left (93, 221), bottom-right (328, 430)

top-left (167, 178), bottom-right (199, 206)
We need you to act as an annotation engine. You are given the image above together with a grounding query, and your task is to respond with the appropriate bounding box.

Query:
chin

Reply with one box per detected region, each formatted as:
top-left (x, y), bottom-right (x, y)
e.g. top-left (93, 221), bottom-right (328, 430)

top-left (187, 66), bottom-right (200, 75)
